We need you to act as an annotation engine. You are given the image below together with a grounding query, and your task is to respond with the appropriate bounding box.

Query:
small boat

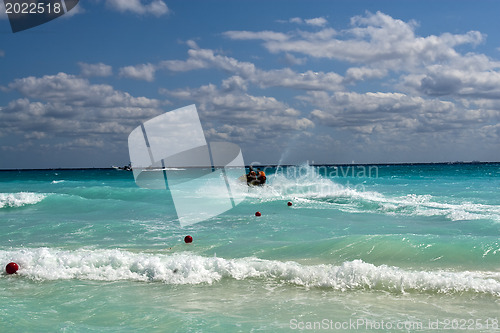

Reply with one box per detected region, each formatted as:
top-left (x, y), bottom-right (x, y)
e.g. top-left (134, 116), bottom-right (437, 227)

top-left (112, 164), bottom-right (132, 171)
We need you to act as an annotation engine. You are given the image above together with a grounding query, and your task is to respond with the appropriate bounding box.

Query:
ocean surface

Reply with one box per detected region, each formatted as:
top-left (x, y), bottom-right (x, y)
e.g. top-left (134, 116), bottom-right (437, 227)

top-left (1, 163), bottom-right (499, 332)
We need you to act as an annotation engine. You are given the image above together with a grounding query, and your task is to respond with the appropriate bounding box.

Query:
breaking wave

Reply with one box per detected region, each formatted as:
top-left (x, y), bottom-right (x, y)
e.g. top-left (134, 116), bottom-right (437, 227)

top-left (0, 192), bottom-right (46, 209)
top-left (2, 248), bottom-right (499, 296)
top-left (244, 165), bottom-right (500, 222)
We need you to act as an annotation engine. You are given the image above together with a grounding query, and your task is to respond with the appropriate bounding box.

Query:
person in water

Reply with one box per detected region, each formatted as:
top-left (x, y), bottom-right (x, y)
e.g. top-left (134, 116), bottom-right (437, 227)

top-left (256, 168), bottom-right (266, 185)
top-left (246, 167), bottom-right (257, 186)
top-left (245, 166), bottom-right (267, 186)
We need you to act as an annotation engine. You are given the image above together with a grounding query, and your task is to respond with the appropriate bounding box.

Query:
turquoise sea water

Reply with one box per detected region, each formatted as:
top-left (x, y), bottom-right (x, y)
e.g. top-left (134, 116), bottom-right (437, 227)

top-left (1, 164), bottom-right (499, 332)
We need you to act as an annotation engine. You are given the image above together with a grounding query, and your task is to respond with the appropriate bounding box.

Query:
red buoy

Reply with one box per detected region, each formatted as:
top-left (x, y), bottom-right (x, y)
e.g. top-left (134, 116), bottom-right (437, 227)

top-left (5, 262), bottom-right (19, 275)
top-left (287, 201), bottom-right (293, 206)
top-left (184, 235), bottom-right (193, 243)
top-left (255, 211), bottom-right (261, 217)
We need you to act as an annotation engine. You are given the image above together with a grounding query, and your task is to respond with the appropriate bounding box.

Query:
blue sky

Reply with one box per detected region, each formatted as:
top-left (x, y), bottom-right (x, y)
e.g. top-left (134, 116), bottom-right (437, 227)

top-left (1, 0), bottom-right (500, 168)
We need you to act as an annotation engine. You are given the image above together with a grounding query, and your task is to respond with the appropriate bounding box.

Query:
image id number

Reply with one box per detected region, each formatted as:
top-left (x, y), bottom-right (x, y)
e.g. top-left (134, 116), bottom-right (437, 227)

top-left (5, 2), bottom-right (62, 14)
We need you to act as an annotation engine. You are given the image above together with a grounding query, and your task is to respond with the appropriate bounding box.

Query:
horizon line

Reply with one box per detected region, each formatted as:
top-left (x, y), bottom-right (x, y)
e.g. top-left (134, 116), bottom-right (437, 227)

top-left (1, 160), bottom-right (499, 171)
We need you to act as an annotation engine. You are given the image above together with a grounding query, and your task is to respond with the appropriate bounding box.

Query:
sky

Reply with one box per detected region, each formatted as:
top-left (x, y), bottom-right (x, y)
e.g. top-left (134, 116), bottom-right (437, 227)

top-left (1, 0), bottom-right (500, 169)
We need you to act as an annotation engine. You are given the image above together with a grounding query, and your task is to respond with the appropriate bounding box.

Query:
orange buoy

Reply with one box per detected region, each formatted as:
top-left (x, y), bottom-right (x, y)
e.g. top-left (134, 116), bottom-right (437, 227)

top-left (5, 262), bottom-right (19, 275)
top-left (184, 235), bottom-right (193, 243)
top-left (255, 211), bottom-right (261, 217)
top-left (287, 201), bottom-right (293, 206)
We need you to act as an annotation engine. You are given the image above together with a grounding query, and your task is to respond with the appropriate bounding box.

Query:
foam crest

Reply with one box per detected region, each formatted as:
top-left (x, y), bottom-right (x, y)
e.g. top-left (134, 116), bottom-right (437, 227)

top-left (255, 164), bottom-right (500, 222)
top-left (2, 248), bottom-right (500, 296)
top-left (390, 195), bottom-right (500, 221)
top-left (0, 192), bottom-right (46, 209)
top-left (246, 164), bottom-right (345, 202)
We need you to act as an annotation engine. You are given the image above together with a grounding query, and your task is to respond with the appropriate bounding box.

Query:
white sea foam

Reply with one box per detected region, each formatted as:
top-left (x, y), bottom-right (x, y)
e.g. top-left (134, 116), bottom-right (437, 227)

top-left (254, 165), bottom-right (500, 222)
top-left (51, 180), bottom-right (65, 184)
top-left (0, 192), bottom-right (46, 209)
top-left (2, 248), bottom-right (500, 296)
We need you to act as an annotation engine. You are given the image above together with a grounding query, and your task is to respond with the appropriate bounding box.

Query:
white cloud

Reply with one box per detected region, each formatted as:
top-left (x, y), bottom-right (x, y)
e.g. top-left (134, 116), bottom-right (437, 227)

top-left (105, 0), bottom-right (168, 16)
top-left (159, 48), bottom-right (220, 72)
top-left (226, 11), bottom-right (484, 76)
top-left (155, 18), bottom-right (500, 152)
top-left (282, 53), bottom-right (306, 66)
top-left (286, 17), bottom-right (328, 27)
top-left (161, 83), bottom-right (313, 143)
top-left (219, 9), bottom-right (500, 150)
top-left (296, 28), bottom-right (337, 41)
top-left (7, 72), bottom-right (160, 108)
top-left (304, 17), bottom-right (328, 27)
top-left (119, 63), bottom-right (156, 81)
top-left (78, 62), bottom-right (113, 77)
top-left (289, 17), bottom-right (303, 25)
top-left (160, 46), bottom-right (343, 91)
top-left (302, 90), bottom-right (497, 141)
top-left (162, 48), bottom-right (258, 76)
top-left (2, 73), bottom-right (164, 150)
top-left (344, 67), bottom-right (387, 83)
top-left (221, 76), bottom-right (248, 91)
top-left (223, 30), bottom-right (289, 42)
top-left (257, 68), bottom-right (343, 91)
top-left (402, 55), bottom-right (500, 99)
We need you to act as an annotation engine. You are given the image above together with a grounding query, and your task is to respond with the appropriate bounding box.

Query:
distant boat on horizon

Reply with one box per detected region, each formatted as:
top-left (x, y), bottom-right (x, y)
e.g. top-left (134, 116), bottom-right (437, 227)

top-left (112, 163), bottom-right (132, 171)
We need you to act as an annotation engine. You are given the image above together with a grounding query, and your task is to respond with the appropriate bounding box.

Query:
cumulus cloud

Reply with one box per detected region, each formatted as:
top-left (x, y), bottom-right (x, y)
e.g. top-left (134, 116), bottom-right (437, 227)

top-left (104, 0), bottom-right (168, 16)
top-left (284, 17), bottom-right (328, 27)
top-left (402, 56), bottom-right (500, 99)
top-left (302, 90), bottom-right (497, 142)
top-left (218, 11), bottom-right (500, 151)
top-left (152, 8), bottom-right (500, 153)
top-left (159, 46), bottom-right (343, 91)
top-left (344, 67), bottom-right (387, 83)
top-left (120, 45), bottom-right (343, 91)
top-left (282, 53), bottom-right (307, 66)
top-left (226, 11), bottom-right (484, 75)
top-left (223, 30), bottom-right (289, 42)
top-left (161, 47), bottom-right (257, 75)
top-left (119, 63), bottom-right (156, 81)
top-left (288, 17), bottom-right (303, 24)
top-left (304, 17), bottom-right (328, 27)
top-left (78, 62), bottom-right (113, 77)
top-left (7, 72), bottom-right (160, 108)
top-left (161, 83), bottom-right (313, 143)
top-left (2, 73), bottom-right (163, 150)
